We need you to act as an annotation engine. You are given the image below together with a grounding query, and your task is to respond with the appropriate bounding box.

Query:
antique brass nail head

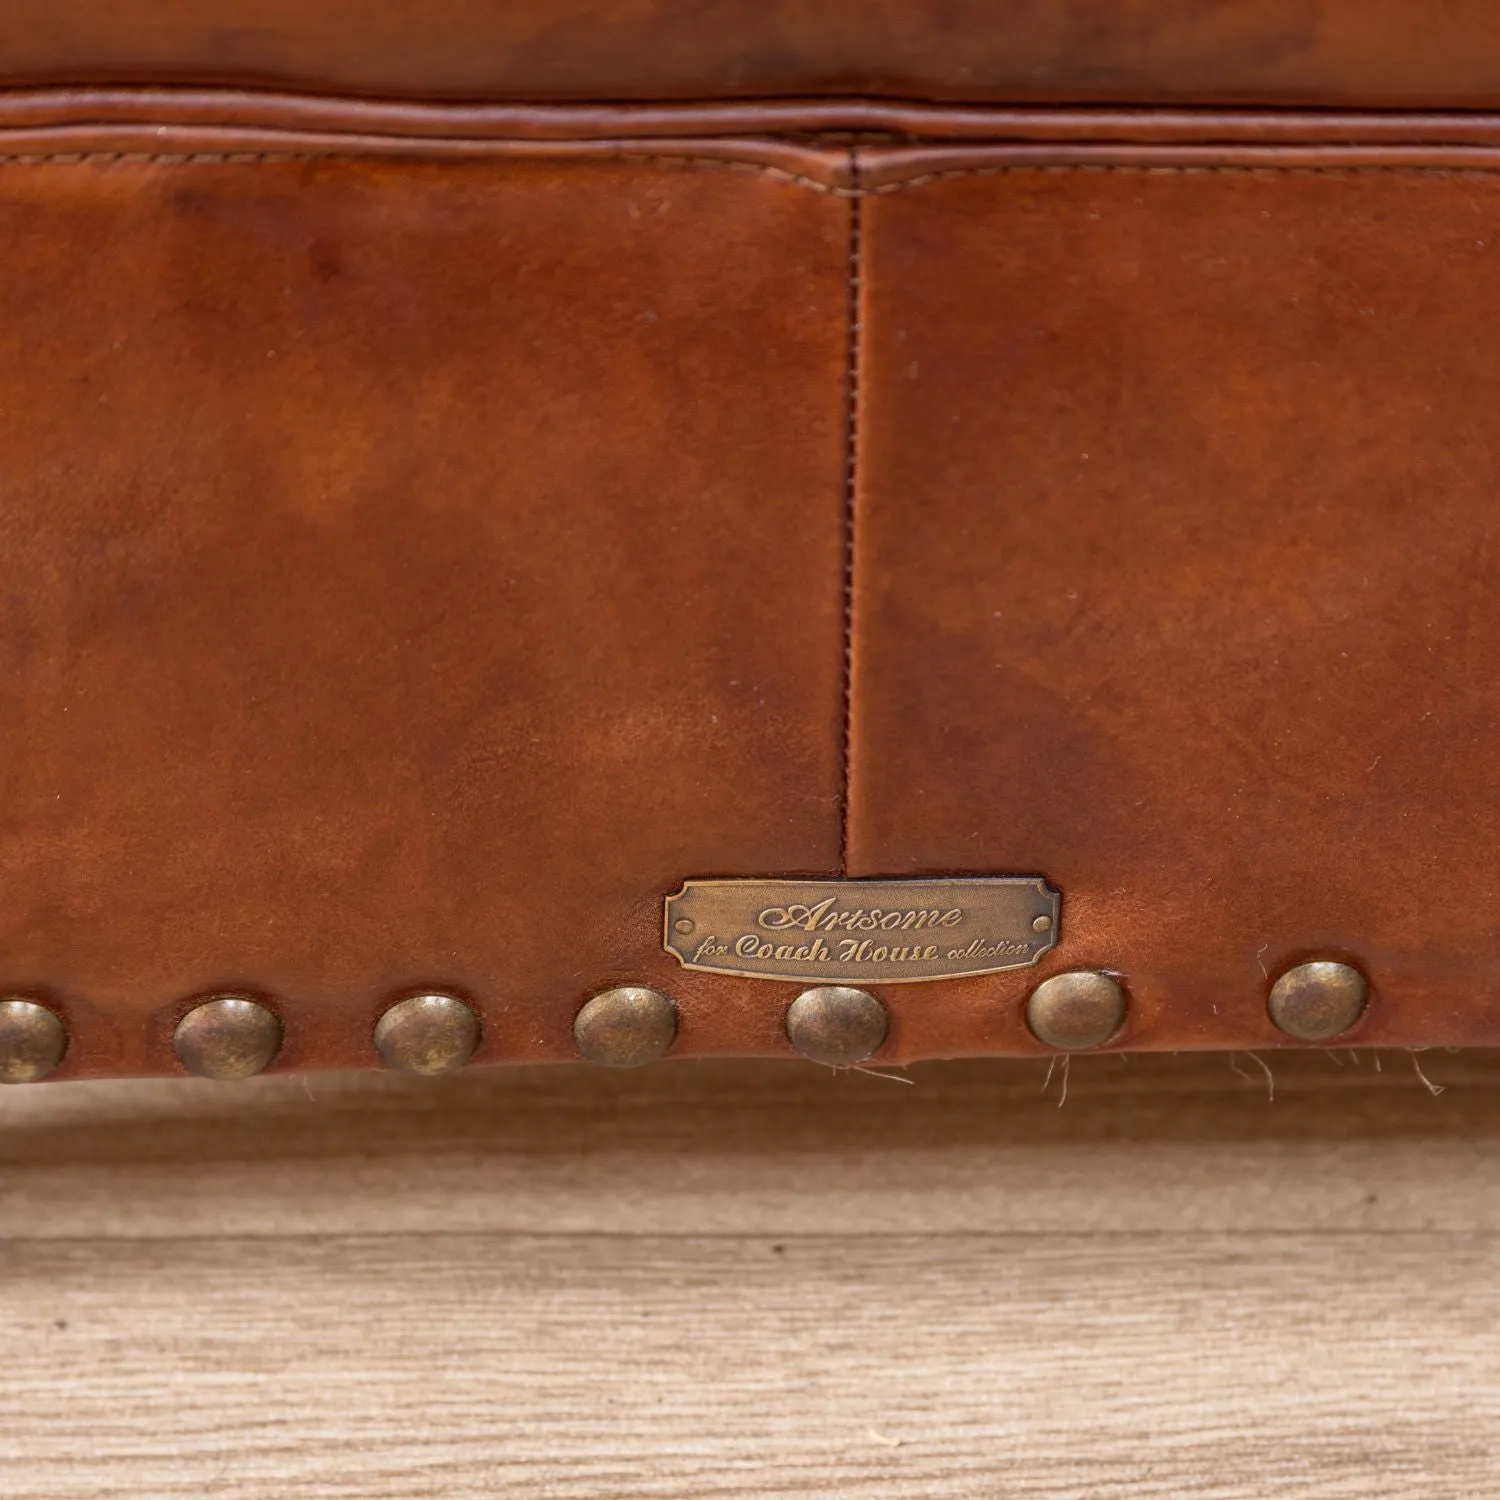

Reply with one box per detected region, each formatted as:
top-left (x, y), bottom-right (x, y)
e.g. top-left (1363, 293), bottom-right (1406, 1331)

top-left (173, 995), bottom-right (282, 1080)
top-left (785, 986), bottom-right (888, 1066)
top-left (574, 986), bottom-right (677, 1067)
top-left (1268, 961), bottom-right (1367, 1041)
top-left (374, 992), bottom-right (480, 1075)
top-left (0, 998), bottom-right (67, 1084)
top-left (1026, 971), bottom-right (1127, 1051)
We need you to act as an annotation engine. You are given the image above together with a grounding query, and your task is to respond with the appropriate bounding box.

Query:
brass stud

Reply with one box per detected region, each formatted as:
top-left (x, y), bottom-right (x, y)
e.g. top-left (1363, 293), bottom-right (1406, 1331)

top-left (785, 986), bottom-right (888, 1066)
top-left (0, 998), bottom-right (67, 1084)
top-left (1026, 971), bottom-right (1127, 1051)
top-left (173, 995), bottom-right (281, 1080)
top-left (574, 986), bottom-right (677, 1068)
top-left (374, 992), bottom-right (480, 1075)
top-left (1268, 961), bottom-right (1367, 1041)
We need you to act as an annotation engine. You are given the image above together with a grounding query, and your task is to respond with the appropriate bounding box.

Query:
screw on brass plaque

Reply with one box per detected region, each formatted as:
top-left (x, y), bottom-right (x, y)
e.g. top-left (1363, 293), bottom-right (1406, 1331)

top-left (663, 878), bottom-right (1059, 985)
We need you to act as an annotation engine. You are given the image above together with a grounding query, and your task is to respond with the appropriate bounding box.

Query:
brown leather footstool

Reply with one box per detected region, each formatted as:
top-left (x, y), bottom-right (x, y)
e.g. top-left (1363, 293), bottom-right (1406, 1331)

top-left (2, 4), bottom-right (1497, 1078)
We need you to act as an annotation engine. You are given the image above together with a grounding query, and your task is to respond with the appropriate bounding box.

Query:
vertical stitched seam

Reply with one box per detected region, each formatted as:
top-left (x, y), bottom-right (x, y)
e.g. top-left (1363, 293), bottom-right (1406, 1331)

top-left (838, 146), bottom-right (863, 875)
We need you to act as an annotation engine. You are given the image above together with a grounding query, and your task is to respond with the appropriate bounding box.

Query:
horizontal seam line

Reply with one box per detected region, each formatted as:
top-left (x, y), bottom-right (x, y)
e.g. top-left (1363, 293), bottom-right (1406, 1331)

top-left (0, 149), bottom-right (847, 195)
top-left (5, 151), bottom-right (1500, 195)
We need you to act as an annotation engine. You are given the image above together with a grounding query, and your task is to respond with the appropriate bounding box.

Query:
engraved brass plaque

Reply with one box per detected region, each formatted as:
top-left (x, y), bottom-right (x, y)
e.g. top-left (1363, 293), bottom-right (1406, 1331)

top-left (664, 878), bottom-right (1059, 985)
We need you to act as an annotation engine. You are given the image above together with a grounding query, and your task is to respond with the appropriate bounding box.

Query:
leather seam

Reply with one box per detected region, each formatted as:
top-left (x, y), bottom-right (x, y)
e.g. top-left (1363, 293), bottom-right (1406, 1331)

top-left (837, 148), bottom-right (862, 875)
top-left (849, 161), bottom-right (1500, 193)
top-left (0, 148), bottom-right (849, 192)
top-left (6, 151), bottom-right (1500, 194)
top-left (0, 150), bottom-right (321, 163)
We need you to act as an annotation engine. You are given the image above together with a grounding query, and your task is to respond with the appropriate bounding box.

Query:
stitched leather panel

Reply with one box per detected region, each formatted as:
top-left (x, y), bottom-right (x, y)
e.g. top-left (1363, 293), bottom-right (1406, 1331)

top-left (848, 153), bottom-right (1500, 1056)
top-left (0, 152), bottom-right (851, 1076)
top-left (11, 129), bottom-right (1500, 1074)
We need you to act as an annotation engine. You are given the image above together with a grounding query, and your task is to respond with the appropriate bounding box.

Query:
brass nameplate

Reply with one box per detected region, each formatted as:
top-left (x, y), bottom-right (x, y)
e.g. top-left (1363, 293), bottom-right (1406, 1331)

top-left (663, 878), bottom-right (1059, 985)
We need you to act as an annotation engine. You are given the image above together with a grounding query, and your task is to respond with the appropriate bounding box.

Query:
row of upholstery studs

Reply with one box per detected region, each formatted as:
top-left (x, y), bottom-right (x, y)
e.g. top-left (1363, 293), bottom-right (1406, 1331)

top-left (0, 959), bottom-right (1368, 1083)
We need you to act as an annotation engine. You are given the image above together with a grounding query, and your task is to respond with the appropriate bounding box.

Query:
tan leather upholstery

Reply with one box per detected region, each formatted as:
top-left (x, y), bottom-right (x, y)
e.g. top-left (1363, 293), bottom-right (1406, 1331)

top-left (6, 2), bottom-right (1500, 107)
top-left (0, 149), bottom-right (849, 1076)
top-left (850, 156), bottom-right (1500, 1057)
top-left (4, 19), bottom-right (1499, 1074)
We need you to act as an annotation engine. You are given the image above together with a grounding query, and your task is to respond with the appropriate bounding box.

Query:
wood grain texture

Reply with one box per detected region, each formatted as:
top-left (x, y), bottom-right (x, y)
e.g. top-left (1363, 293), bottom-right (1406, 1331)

top-left (0, 1052), bottom-right (1497, 1497)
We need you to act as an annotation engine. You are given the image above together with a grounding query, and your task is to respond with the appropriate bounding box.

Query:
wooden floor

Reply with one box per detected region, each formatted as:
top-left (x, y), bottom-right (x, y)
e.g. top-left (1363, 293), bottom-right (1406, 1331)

top-left (0, 1048), bottom-right (1497, 1497)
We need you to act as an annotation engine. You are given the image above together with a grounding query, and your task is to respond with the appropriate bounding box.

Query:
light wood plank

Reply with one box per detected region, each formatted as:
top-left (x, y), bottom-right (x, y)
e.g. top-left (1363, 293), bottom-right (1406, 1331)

top-left (0, 1232), bottom-right (1493, 1499)
top-left (2, 1054), bottom-right (1494, 1496)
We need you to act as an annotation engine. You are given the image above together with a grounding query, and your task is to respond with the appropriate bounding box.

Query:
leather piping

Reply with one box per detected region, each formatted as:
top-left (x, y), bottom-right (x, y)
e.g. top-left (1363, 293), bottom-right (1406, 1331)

top-left (16, 87), bottom-right (1500, 147)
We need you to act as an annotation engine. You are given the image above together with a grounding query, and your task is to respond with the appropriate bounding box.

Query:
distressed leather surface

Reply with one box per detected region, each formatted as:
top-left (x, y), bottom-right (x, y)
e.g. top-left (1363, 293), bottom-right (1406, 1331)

top-left (6, 104), bottom-right (1500, 1072)
top-left (849, 157), bottom-right (1500, 1057)
top-left (7, 2), bottom-right (1500, 108)
top-left (0, 150), bottom-right (850, 1077)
